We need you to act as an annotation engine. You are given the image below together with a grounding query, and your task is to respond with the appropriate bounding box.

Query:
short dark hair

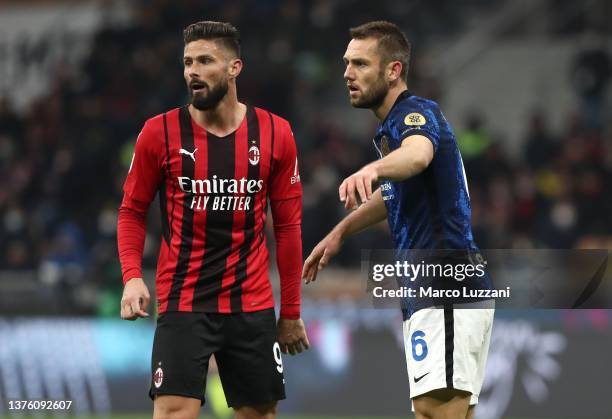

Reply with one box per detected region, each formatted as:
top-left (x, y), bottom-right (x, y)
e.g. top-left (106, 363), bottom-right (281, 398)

top-left (349, 21), bottom-right (411, 82)
top-left (183, 21), bottom-right (241, 58)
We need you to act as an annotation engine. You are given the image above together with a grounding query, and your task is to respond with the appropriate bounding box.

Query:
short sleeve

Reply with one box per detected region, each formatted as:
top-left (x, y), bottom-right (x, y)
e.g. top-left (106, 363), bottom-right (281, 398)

top-left (391, 103), bottom-right (440, 153)
top-left (122, 119), bottom-right (164, 204)
top-left (268, 118), bottom-right (302, 201)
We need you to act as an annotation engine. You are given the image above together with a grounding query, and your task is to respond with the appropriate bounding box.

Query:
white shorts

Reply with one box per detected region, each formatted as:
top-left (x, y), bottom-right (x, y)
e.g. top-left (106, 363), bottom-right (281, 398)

top-left (403, 302), bottom-right (494, 407)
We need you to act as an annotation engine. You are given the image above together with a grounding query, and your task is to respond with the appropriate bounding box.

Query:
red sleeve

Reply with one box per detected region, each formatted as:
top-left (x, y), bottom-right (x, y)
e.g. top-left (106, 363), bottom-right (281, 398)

top-left (269, 118), bottom-right (303, 319)
top-left (123, 119), bottom-right (164, 203)
top-left (117, 119), bottom-right (164, 284)
top-left (270, 197), bottom-right (302, 319)
top-left (117, 196), bottom-right (148, 284)
top-left (268, 119), bottom-right (302, 200)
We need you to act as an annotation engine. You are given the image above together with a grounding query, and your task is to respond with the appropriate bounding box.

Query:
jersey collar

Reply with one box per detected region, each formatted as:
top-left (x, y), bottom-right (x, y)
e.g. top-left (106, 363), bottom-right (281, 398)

top-left (380, 89), bottom-right (412, 128)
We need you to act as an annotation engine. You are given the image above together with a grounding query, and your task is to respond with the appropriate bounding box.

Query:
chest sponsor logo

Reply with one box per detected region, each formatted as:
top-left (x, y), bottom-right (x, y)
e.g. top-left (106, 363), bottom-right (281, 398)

top-left (177, 176), bottom-right (264, 211)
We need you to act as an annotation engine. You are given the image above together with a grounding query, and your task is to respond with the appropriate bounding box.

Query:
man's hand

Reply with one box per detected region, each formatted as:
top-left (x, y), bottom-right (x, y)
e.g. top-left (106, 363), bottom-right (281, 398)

top-left (339, 163), bottom-right (378, 210)
top-left (120, 277), bottom-right (151, 320)
top-left (277, 318), bottom-right (310, 355)
top-left (302, 230), bottom-right (343, 283)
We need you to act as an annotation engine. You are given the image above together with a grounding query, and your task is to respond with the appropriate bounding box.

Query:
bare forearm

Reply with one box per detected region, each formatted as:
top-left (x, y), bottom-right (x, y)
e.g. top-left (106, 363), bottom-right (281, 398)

top-left (334, 188), bottom-right (386, 239)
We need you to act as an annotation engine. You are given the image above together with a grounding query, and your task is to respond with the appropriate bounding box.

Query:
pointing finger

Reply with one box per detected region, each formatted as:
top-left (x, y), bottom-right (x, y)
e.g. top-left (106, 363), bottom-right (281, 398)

top-left (346, 179), bottom-right (357, 210)
top-left (365, 176), bottom-right (373, 200)
top-left (339, 180), bottom-right (347, 202)
top-left (356, 176), bottom-right (367, 205)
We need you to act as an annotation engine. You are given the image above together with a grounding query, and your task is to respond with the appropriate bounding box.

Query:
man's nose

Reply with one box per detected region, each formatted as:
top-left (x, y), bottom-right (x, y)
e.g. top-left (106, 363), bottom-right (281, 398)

top-left (188, 64), bottom-right (201, 79)
top-left (343, 66), bottom-right (353, 81)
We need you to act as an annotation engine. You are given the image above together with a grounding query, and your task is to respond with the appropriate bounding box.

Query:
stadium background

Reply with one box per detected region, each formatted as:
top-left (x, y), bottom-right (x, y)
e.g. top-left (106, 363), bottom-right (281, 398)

top-left (0, 0), bottom-right (611, 417)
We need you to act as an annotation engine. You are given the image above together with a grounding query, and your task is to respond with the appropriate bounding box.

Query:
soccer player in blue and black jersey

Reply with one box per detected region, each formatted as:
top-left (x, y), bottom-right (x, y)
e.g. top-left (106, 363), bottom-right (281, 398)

top-left (303, 21), bottom-right (494, 419)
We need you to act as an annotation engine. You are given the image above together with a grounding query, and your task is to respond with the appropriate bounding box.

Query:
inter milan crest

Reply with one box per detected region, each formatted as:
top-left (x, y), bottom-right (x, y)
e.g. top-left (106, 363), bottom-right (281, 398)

top-left (380, 135), bottom-right (391, 157)
top-left (248, 144), bottom-right (260, 166)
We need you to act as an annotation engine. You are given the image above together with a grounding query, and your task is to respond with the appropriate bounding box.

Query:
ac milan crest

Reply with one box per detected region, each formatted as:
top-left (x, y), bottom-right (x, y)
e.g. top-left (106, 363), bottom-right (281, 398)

top-left (249, 145), bottom-right (260, 166)
top-left (153, 367), bottom-right (164, 388)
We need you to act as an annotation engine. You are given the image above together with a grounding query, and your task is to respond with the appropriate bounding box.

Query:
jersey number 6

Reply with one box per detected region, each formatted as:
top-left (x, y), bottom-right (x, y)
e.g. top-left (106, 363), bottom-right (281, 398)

top-left (411, 330), bottom-right (428, 361)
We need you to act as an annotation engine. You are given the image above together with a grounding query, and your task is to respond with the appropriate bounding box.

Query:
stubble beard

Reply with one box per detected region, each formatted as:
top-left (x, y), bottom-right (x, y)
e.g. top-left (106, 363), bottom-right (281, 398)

top-left (351, 70), bottom-right (389, 110)
top-left (190, 78), bottom-right (230, 111)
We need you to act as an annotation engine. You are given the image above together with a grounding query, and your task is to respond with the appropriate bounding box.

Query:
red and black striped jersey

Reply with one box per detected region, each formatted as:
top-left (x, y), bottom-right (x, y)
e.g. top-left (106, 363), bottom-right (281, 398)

top-left (118, 105), bottom-right (302, 315)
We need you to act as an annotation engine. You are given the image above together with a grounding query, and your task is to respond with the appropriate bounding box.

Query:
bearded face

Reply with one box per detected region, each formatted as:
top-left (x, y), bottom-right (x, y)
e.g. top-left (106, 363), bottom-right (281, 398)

top-left (183, 39), bottom-right (233, 111)
top-left (344, 38), bottom-right (391, 110)
top-left (188, 76), bottom-right (229, 111)
top-left (348, 66), bottom-right (389, 109)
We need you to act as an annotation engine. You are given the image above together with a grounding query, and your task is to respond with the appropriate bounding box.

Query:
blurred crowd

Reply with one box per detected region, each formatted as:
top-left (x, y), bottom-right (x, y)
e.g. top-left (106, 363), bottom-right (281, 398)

top-left (0, 0), bottom-right (610, 314)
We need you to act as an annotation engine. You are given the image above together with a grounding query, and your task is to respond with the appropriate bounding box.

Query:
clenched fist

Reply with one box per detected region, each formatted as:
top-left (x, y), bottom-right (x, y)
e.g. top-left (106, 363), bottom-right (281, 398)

top-left (121, 277), bottom-right (151, 320)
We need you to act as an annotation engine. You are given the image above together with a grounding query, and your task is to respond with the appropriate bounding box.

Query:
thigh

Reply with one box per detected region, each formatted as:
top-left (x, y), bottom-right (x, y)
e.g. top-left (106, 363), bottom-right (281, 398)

top-left (216, 309), bottom-right (285, 408)
top-left (453, 306), bottom-right (494, 405)
top-left (404, 307), bottom-right (449, 400)
top-left (234, 401), bottom-right (277, 419)
top-left (404, 305), bottom-right (494, 406)
top-left (153, 395), bottom-right (201, 419)
top-left (412, 388), bottom-right (471, 419)
top-left (150, 312), bottom-right (222, 403)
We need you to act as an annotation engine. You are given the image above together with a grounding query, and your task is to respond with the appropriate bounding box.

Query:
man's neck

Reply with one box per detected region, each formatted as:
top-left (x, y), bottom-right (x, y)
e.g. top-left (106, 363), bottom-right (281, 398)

top-left (188, 87), bottom-right (246, 137)
top-left (372, 83), bottom-right (408, 121)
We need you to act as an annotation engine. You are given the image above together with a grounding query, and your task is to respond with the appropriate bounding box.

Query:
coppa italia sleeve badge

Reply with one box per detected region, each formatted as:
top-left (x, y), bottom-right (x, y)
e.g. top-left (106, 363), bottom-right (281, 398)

top-left (380, 136), bottom-right (391, 157)
top-left (404, 113), bottom-right (426, 126)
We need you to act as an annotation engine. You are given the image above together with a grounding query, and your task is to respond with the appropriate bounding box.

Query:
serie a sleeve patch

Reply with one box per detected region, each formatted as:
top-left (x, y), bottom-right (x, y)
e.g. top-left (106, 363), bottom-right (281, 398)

top-left (404, 112), bottom-right (426, 126)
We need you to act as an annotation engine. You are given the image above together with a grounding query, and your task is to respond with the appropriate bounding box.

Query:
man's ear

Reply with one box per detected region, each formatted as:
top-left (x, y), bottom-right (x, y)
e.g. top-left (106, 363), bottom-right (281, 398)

top-left (387, 61), bottom-right (403, 83)
top-left (228, 58), bottom-right (243, 79)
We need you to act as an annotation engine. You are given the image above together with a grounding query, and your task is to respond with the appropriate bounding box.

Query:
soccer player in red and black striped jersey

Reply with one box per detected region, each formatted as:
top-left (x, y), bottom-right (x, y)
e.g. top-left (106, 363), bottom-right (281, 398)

top-left (117, 21), bottom-right (309, 419)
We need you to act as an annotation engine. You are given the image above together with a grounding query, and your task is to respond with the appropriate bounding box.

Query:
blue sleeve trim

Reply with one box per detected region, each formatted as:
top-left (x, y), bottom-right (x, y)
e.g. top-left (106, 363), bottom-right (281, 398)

top-left (399, 128), bottom-right (438, 153)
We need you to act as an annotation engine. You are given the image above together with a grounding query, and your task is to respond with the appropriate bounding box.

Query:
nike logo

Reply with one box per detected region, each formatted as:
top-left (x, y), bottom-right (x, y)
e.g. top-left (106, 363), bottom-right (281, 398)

top-left (414, 372), bottom-right (429, 383)
top-left (179, 148), bottom-right (198, 162)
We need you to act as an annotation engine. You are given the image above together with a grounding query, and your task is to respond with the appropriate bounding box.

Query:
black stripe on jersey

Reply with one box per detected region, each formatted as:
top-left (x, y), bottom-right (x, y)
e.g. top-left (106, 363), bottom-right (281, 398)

top-left (166, 107), bottom-right (196, 311)
top-left (231, 106), bottom-right (260, 312)
top-left (192, 131), bottom-right (236, 312)
top-left (268, 111), bottom-right (276, 173)
top-left (159, 182), bottom-right (170, 246)
top-left (444, 306), bottom-right (454, 388)
top-left (159, 113), bottom-right (172, 246)
top-left (257, 111), bottom-right (275, 245)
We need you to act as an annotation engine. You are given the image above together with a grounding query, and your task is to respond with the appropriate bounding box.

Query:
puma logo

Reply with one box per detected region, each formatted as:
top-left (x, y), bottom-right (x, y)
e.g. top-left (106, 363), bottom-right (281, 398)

top-left (179, 148), bottom-right (198, 162)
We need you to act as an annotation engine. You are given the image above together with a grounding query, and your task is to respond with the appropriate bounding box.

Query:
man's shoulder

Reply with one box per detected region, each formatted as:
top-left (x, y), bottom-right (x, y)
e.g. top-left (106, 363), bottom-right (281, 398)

top-left (253, 106), bottom-right (293, 133)
top-left (145, 107), bottom-right (182, 127)
top-left (395, 94), bottom-right (440, 117)
top-left (386, 94), bottom-right (441, 133)
top-left (139, 107), bottom-right (183, 139)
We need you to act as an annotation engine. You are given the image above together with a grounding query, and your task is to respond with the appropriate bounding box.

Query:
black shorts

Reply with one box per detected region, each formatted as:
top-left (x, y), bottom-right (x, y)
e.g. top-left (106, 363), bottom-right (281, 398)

top-left (149, 308), bottom-right (285, 407)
